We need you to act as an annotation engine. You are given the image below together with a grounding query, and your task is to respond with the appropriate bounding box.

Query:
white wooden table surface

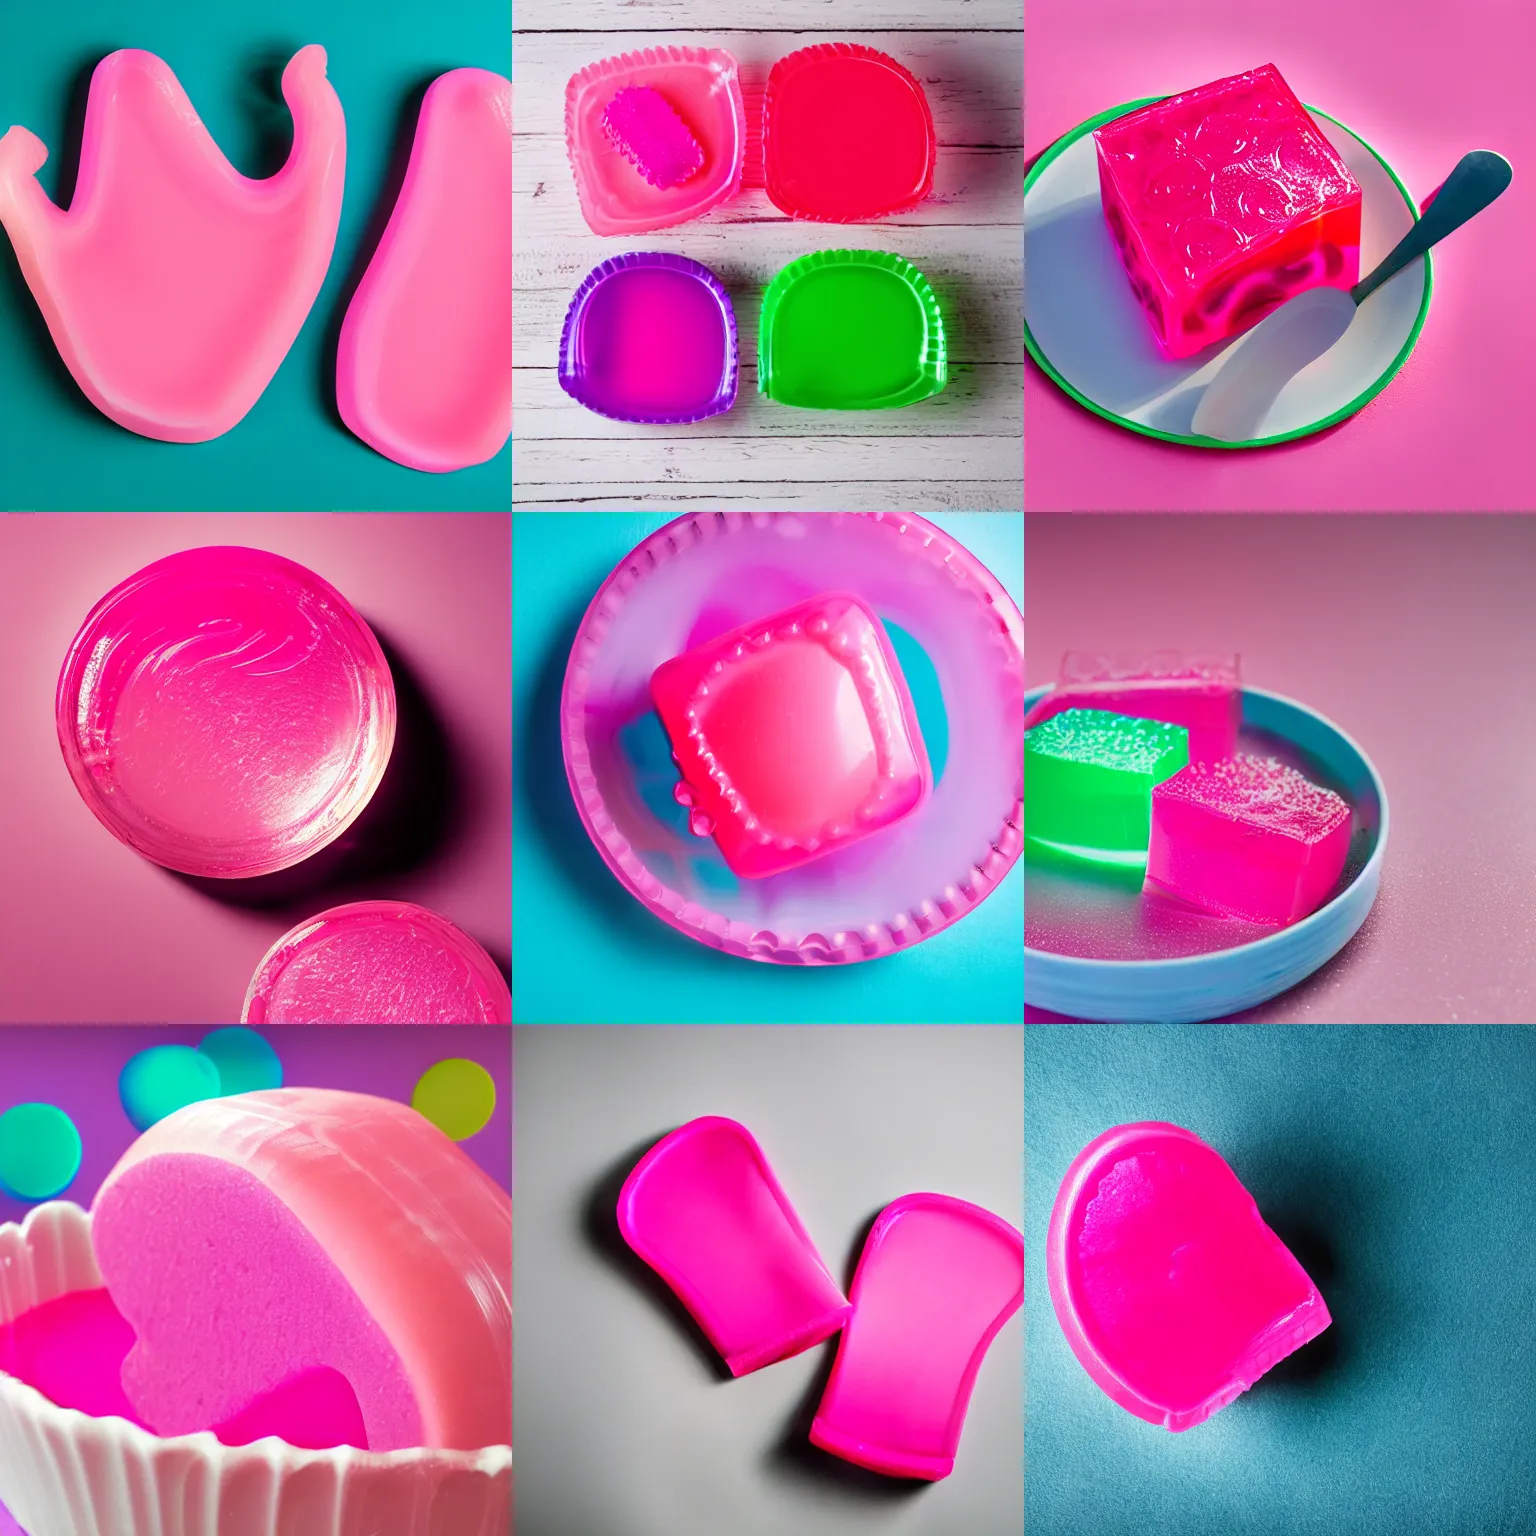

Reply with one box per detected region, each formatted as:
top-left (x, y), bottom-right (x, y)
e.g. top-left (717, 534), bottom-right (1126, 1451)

top-left (513, 0), bottom-right (1023, 510)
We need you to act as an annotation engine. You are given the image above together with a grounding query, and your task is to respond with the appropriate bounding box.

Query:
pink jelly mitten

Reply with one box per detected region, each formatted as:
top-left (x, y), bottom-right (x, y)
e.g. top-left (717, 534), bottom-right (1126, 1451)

top-left (1048, 1122), bottom-right (1330, 1431)
top-left (617, 1116), bottom-right (851, 1375)
top-left (810, 1194), bottom-right (1023, 1480)
top-left (90, 1088), bottom-right (512, 1452)
top-left (1023, 652), bottom-right (1240, 765)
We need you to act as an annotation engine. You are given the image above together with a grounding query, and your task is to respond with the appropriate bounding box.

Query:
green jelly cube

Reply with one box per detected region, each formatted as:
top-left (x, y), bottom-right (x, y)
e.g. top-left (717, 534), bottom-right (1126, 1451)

top-left (1026, 708), bottom-right (1188, 863)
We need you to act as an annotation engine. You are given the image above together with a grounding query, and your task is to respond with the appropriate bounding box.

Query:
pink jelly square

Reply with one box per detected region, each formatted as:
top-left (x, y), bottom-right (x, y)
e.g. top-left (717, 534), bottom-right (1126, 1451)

top-left (1023, 652), bottom-right (1240, 764)
top-left (649, 592), bottom-right (932, 880)
top-left (1145, 755), bottom-right (1351, 925)
top-left (1093, 64), bottom-right (1362, 359)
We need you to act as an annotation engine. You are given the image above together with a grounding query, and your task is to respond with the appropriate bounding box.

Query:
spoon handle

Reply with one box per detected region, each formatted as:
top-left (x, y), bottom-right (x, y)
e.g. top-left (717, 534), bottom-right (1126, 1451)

top-left (1352, 150), bottom-right (1512, 304)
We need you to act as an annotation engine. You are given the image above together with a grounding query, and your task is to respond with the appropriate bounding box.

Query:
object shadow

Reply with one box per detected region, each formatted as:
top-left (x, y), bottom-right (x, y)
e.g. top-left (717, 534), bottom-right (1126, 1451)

top-left (236, 44), bottom-right (306, 180)
top-left (763, 1206), bottom-right (930, 1502)
top-left (317, 73), bottom-right (444, 435)
top-left (171, 625), bottom-right (470, 918)
top-left (580, 1131), bottom-right (733, 1385)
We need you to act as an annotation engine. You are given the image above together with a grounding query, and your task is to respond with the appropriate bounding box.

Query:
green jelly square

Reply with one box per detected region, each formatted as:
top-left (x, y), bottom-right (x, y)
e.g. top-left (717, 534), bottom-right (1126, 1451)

top-left (1026, 708), bottom-right (1188, 863)
top-left (758, 250), bottom-right (947, 410)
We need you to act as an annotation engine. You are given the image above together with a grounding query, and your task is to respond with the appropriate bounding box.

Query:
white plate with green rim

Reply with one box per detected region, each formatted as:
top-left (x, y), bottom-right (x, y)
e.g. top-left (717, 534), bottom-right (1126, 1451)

top-left (1024, 99), bottom-right (1432, 448)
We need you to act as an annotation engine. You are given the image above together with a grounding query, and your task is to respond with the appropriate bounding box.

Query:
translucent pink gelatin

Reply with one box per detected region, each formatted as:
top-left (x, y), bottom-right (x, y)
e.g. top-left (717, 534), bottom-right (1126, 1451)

top-left (649, 591), bottom-right (932, 880)
top-left (1023, 652), bottom-right (1239, 764)
top-left (601, 86), bottom-right (704, 189)
top-left (1093, 64), bottom-right (1362, 359)
top-left (1048, 1122), bottom-right (1330, 1431)
top-left (1146, 755), bottom-right (1351, 925)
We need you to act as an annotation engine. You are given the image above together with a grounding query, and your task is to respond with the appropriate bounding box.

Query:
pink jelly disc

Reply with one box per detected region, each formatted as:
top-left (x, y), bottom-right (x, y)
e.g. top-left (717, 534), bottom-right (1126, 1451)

top-left (617, 1117), bottom-right (851, 1376)
top-left (336, 68), bottom-right (511, 474)
top-left (1048, 1122), bottom-right (1330, 1431)
top-left (57, 547), bottom-right (395, 880)
top-left (601, 86), bottom-right (704, 189)
top-left (1023, 652), bottom-right (1240, 765)
top-left (90, 1088), bottom-right (512, 1452)
top-left (242, 901), bottom-right (511, 1024)
top-left (566, 48), bottom-right (745, 235)
top-left (1093, 64), bottom-right (1362, 359)
top-left (810, 1195), bottom-right (1023, 1481)
top-left (1146, 755), bottom-right (1352, 925)
top-left (0, 47), bottom-right (344, 441)
top-left (650, 591), bottom-right (932, 880)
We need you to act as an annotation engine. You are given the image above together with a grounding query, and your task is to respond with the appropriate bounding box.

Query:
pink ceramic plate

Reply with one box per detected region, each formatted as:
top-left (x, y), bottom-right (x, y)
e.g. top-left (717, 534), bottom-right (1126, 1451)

top-left (57, 547), bottom-right (395, 880)
top-left (616, 1116), bottom-right (850, 1376)
top-left (560, 513), bottom-right (1024, 965)
top-left (810, 1194), bottom-right (1023, 1480)
top-left (242, 901), bottom-right (510, 1024)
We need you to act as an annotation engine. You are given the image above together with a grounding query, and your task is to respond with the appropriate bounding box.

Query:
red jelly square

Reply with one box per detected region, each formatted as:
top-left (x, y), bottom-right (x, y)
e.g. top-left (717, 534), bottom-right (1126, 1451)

top-left (650, 592), bottom-right (932, 879)
top-left (1093, 64), bottom-right (1362, 358)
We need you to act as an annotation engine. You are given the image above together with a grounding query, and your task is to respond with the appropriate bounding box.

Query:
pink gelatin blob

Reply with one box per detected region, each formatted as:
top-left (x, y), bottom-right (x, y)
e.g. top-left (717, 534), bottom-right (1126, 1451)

top-left (651, 591), bottom-right (931, 879)
top-left (561, 512), bottom-right (1024, 965)
top-left (243, 901), bottom-right (511, 1024)
top-left (56, 547), bottom-right (395, 879)
top-left (565, 47), bottom-right (745, 235)
top-left (559, 252), bottom-right (737, 424)
top-left (1047, 1122), bottom-right (1330, 1431)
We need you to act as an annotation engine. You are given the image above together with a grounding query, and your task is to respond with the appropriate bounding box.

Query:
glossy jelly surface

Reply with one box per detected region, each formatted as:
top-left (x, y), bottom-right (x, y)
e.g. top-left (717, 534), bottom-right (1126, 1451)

top-left (617, 1117), bottom-right (851, 1376)
top-left (764, 44), bottom-right (936, 221)
top-left (1146, 755), bottom-right (1352, 925)
top-left (650, 591), bottom-right (932, 880)
top-left (559, 253), bottom-right (737, 423)
top-left (758, 251), bottom-right (946, 410)
top-left (243, 901), bottom-right (512, 1024)
top-left (0, 47), bottom-right (344, 441)
top-left (336, 68), bottom-right (511, 474)
top-left (1025, 708), bottom-right (1188, 864)
top-left (565, 48), bottom-right (745, 235)
top-left (57, 547), bottom-right (395, 879)
top-left (1093, 64), bottom-right (1362, 359)
top-left (810, 1195), bottom-right (1023, 1481)
top-left (1025, 652), bottom-right (1240, 765)
top-left (602, 86), bottom-right (704, 189)
top-left (1048, 1122), bottom-right (1330, 1430)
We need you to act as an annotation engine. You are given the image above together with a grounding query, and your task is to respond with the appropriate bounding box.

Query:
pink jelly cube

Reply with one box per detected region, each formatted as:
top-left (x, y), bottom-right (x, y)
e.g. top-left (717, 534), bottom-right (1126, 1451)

top-left (1145, 755), bottom-right (1351, 924)
top-left (1093, 64), bottom-right (1362, 359)
top-left (601, 86), bottom-right (705, 189)
top-left (650, 591), bottom-right (932, 880)
top-left (1023, 652), bottom-right (1239, 765)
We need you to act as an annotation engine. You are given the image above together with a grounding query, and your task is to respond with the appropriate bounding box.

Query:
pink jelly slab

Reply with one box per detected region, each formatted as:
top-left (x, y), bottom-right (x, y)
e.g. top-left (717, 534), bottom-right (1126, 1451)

top-left (617, 1117), bottom-right (851, 1376)
top-left (559, 252), bottom-right (737, 424)
top-left (764, 44), bottom-right (936, 222)
top-left (1023, 653), bottom-right (1240, 765)
top-left (1093, 64), bottom-right (1362, 359)
top-left (810, 1195), bottom-right (1023, 1481)
top-left (566, 48), bottom-right (745, 235)
top-left (243, 901), bottom-right (511, 1024)
top-left (650, 591), bottom-right (932, 880)
top-left (91, 1088), bottom-right (512, 1452)
top-left (602, 87), bottom-right (704, 189)
top-left (0, 47), bottom-right (344, 441)
top-left (1147, 755), bottom-right (1351, 925)
top-left (57, 547), bottom-right (395, 880)
top-left (336, 68), bottom-right (510, 474)
top-left (1048, 1122), bottom-right (1330, 1431)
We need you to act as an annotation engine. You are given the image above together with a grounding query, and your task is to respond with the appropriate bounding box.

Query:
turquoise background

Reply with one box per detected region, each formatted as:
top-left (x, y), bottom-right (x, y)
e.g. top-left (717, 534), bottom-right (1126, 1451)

top-left (0, 0), bottom-right (509, 509)
top-left (1027, 1025), bottom-right (1536, 1534)
top-left (512, 512), bottom-right (1023, 1024)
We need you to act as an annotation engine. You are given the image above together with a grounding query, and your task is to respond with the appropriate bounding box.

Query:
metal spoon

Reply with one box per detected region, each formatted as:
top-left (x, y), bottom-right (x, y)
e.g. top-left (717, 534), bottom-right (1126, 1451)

top-left (1191, 149), bottom-right (1512, 443)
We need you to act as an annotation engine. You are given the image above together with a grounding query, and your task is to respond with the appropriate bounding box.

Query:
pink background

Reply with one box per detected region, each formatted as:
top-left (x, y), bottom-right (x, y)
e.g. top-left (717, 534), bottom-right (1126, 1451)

top-left (1025, 0), bottom-right (1536, 511)
top-left (1025, 515), bottom-right (1536, 1022)
top-left (0, 514), bottom-right (510, 1023)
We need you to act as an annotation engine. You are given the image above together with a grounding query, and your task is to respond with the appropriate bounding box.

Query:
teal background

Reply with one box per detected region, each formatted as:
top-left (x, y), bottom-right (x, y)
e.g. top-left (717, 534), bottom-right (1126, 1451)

top-left (1026, 1025), bottom-right (1536, 1534)
top-left (0, 0), bottom-right (509, 509)
top-left (512, 512), bottom-right (1023, 1024)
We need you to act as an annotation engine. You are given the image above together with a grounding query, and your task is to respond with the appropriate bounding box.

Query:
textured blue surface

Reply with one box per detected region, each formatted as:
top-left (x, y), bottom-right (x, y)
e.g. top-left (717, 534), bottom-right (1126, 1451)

top-left (512, 513), bottom-right (1023, 1024)
top-left (1026, 1025), bottom-right (1536, 1535)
